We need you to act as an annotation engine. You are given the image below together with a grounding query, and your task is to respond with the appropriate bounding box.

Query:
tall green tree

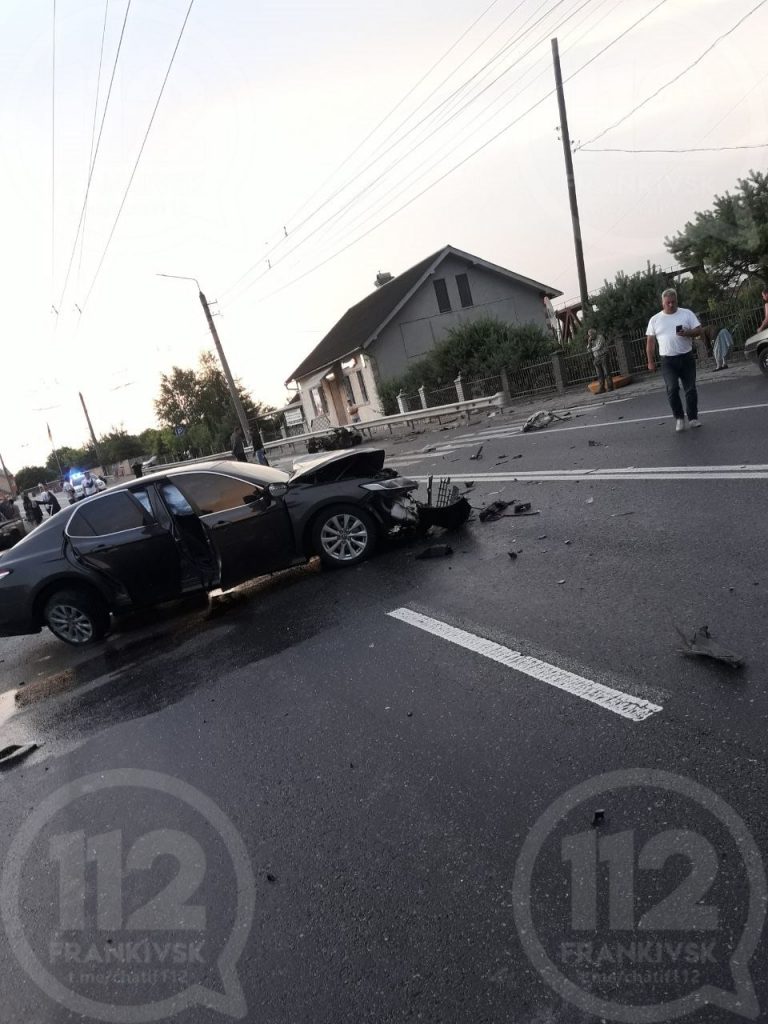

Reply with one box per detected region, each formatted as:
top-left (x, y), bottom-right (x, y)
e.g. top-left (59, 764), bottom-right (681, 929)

top-left (665, 170), bottom-right (768, 295)
top-left (154, 351), bottom-right (272, 452)
top-left (15, 466), bottom-right (50, 491)
top-left (587, 265), bottom-right (694, 343)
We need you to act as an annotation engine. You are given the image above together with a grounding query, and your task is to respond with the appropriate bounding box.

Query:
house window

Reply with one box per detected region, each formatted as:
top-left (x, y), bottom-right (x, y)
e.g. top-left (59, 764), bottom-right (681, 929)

top-left (342, 376), bottom-right (355, 404)
top-left (433, 278), bottom-right (451, 313)
top-left (311, 387), bottom-right (328, 417)
top-left (356, 370), bottom-right (369, 404)
top-left (456, 273), bottom-right (473, 308)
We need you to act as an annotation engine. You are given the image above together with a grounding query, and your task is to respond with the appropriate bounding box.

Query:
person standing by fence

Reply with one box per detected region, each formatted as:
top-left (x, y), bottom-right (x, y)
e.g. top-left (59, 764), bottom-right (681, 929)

top-left (646, 288), bottom-right (704, 432)
top-left (587, 328), bottom-right (613, 394)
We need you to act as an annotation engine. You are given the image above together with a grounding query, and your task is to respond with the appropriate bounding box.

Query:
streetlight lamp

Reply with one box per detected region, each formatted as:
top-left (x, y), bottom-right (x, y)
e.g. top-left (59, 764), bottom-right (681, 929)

top-left (157, 274), bottom-right (253, 448)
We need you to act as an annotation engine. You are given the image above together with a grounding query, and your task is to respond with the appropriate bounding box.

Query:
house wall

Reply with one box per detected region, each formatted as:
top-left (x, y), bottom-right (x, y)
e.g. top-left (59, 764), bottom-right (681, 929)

top-left (370, 255), bottom-right (550, 382)
top-left (297, 351), bottom-right (385, 427)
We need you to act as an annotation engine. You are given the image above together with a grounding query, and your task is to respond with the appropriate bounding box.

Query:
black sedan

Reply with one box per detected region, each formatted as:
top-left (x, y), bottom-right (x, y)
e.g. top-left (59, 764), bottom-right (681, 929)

top-left (0, 450), bottom-right (419, 646)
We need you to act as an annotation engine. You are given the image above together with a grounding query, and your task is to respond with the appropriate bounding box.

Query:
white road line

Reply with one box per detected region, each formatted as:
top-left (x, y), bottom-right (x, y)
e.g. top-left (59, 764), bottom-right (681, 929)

top-left (406, 466), bottom-right (768, 482)
top-left (388, 400), bottom-right (768, 463)
top-left (387, 608), bottom-right (662, 723)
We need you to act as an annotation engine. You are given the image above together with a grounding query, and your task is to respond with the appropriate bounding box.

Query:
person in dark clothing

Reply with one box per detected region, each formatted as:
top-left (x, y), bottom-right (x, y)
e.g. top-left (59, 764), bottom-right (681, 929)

top-left (131, 461), bottom-right (143, 478)
top-left (230, 426), bottom-right (248, 462)
top-left (23, 492), bottom-right (43, 526)
top-left (36, 486), bottom-right (61, 516)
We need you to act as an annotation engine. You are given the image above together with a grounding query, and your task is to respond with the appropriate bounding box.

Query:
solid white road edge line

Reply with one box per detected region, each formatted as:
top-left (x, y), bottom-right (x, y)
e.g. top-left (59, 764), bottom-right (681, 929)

top-left (387, 608), bottom-right (662, 723)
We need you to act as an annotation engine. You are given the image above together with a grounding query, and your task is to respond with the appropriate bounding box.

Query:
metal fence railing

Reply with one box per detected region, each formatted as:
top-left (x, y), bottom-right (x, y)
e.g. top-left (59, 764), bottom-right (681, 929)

top-left (425, 384), bottom-right (459, 407)
top-left (402, 393), bottom-right (423, 412)
top-left (463, 374), bottom-right (503, 399)
top-left (562, 350), bottom-right (596, 387)
top-left (506, 359), bottom-right (557, 397)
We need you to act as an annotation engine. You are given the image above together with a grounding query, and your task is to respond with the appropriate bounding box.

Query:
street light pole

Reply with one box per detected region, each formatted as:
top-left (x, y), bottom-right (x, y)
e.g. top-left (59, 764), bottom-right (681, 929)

top-left (157, 274), bottom-right (253, 449)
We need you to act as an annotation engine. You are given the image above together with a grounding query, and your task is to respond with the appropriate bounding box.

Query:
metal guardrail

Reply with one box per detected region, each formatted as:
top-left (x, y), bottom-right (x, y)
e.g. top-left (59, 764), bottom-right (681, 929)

top-left (262, 393), bottom-right (505, 456)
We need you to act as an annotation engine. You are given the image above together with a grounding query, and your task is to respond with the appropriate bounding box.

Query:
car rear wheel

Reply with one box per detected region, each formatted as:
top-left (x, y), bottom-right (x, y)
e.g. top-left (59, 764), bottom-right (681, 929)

top-left (759, 347), bottom-right (768, 376)
top-left (312, 505), bottom-right (377, 568)
top-left (43, 589), bottom-right (110, 646)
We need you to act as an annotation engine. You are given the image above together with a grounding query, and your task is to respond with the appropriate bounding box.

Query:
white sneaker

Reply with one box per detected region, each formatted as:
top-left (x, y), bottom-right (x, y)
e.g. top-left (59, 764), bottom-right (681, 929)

top-left (675, 419), bottom-right (686, 432)
top-left (689, 419), bottom-right (701, 428)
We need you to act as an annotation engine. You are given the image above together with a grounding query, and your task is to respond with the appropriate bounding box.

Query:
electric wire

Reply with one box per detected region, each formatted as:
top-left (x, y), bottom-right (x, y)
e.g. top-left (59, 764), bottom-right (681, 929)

top-left (77, 0), bottom-right (111, 288)
top-left (577, 0), bottom-right (768, 150)
top-left (580, 142), bottom-right (768, 152)
top-left (243, 0), bottom-right (601, 290)
top-left (219, 0), bottom-right (559, 301)
top-left (250, 0), bottom-right (505, 264)
top-left (244, 0), bottom-right (670, 316)
top-left (225, 0), bottom-right (584, 305)
top-left (80, 0), bottom-right (196, 312)
top-left (56, 0), bottom-right (133, 314)
top-left (300, 0), bottom-right (618, 265)
top-left (50, 0), bottom-right (57, 305)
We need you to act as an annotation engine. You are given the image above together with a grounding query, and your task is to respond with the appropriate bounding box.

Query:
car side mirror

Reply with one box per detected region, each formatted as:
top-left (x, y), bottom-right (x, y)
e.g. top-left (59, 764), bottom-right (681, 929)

top-left (268, 483), bottom-right (288, 499)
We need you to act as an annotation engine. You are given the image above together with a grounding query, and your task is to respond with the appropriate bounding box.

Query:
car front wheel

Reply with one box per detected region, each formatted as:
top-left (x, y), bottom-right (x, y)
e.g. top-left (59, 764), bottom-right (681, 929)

top-left (759, 347), bottom-right (768, 376)
top-left (43, 588), bottom-right (110, 646)
top-left (312, 505), bottom-right (377, 568)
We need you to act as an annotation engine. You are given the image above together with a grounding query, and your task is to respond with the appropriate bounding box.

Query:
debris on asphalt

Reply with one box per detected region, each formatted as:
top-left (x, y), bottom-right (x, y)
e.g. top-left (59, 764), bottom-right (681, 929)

top-left (513, 454), bottom-right (523, 459)
top-left (479, 499), bottom-right (512, 522)
top-left (521, 410), bottom-right (571, 433)
top-left (508, 551), bottom-right (518, 560)
top-left (557, 579), bottom-right (566, 585)
top-left (422, 445), bottom-right (437, 453)
top-left (586, 497), bottom-right (594, 504)
top-left (415, 544), bottom-right (454, 559)
top-left (591, 809), bottom-right (605, 828)
top-left (676, 625), bottom-right (744, 668)
top-left (564, 539), bottom-right (572, 545)
top-left (610, 511), bottom-right (635, 517)
top-left (513, 502), bottom-right (531, 514)
top-left (266, 873), bottom-right (277, 883)
top-left (470, 445), bottom-right (484, 460)
top-left (538, 535), bottom-right (547, 540)
top-left (588, 440), bottom-right (606, 447)
top-left (463, 481), bottom-right (474, 489)
top-left (512, 510), bottom-right (540, 516)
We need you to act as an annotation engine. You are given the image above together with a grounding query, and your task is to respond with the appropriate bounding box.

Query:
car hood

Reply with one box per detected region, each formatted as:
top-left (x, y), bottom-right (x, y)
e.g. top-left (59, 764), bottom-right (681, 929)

top-left (290, 447), bottom-right (386, 482)
top-left (745, 328), bottom-right (768, 349)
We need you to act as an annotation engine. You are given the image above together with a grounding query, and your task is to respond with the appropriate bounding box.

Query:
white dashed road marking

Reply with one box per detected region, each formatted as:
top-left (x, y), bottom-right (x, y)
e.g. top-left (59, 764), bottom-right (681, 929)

top-left (387, 608), bottom-right (663, 723)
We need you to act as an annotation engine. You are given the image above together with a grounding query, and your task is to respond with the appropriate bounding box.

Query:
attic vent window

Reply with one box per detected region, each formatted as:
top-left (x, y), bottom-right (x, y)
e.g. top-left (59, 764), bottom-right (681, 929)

top-left (456, 273), bottom-right (473, 308)
top-left (433, 278), bottom-right (451, 313)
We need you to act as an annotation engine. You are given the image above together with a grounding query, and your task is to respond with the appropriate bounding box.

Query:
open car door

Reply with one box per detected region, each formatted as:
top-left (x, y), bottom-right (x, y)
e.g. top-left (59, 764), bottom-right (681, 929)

top-left (168, 470), bottom-right (296, 590)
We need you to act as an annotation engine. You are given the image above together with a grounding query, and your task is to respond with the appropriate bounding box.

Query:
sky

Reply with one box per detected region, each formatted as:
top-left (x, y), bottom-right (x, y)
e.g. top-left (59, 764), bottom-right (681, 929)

top-left (1, 0), bottom-right (766, 471)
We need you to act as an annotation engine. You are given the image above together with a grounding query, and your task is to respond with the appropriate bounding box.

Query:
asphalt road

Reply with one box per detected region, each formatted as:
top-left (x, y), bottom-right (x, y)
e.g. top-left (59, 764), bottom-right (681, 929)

top-left (0, 369), bottom-right (767, 1024)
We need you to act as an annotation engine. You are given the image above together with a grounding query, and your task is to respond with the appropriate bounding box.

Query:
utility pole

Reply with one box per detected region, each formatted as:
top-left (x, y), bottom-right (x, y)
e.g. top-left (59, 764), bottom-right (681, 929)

top-left (156, 275), bottom-right (253, 449)
top-left (79, 392), bottom-right (105, 469)
top-left (197, 290), bottom-right (253, 448)
top-left (551, 37), bottom-right (589, 314)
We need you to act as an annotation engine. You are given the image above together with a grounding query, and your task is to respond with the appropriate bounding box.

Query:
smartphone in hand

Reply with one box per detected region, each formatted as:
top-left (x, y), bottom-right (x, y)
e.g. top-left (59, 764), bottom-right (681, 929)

top-left (676, 325), bottom-right (684, 334)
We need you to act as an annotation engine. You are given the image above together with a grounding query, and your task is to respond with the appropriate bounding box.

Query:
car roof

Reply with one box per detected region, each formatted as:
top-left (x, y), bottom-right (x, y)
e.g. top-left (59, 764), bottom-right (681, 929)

top-left (110, 460), bottom-right (290, 491)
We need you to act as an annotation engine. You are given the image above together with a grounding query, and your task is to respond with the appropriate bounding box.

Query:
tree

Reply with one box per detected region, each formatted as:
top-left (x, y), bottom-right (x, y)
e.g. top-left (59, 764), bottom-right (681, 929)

top-left (154, 351), bottom-right (273, 452)
top-left (94, 430), bottom-right (145, 464)
top-left (15, 466), bottom-right (50, 491)
top-left (586, 265), bottom-right (694, 343)
top-left (45, 445), bottom-right (91, 476)
top-left (665, 170), bottom-right (768, 295)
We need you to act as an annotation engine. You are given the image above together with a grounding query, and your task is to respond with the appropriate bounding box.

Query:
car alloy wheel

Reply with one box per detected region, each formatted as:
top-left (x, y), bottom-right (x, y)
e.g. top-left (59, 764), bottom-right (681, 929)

top-left (43, 588), bottom-right (110, 646)
top-left (320, 512), bottom-right (369, 562)
top-left (47, 602), bottom-right (95, 644)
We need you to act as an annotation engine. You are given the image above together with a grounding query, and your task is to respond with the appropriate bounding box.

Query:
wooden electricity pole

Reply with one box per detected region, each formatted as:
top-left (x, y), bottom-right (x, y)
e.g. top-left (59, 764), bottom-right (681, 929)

top-left (551, 37), bottom-right (589, 314)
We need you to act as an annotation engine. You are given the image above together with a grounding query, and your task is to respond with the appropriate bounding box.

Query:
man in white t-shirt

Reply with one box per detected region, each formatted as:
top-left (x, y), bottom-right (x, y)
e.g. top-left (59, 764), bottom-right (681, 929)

top-left (646, 288), bottom-right (703, 432)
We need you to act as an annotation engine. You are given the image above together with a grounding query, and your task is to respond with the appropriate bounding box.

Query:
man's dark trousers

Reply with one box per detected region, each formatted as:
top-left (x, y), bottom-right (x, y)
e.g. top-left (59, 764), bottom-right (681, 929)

top-left (661, 352), bottom-right (698, 420)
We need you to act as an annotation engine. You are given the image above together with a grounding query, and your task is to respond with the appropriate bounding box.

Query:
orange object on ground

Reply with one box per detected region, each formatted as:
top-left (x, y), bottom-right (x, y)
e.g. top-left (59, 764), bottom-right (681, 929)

top-left (587, 375), bottom-right (632, 394)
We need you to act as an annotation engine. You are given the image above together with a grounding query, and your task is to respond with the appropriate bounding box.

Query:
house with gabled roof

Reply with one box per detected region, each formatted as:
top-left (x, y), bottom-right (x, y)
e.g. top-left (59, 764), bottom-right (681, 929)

top-left (285, 245), bottom-right (562, 427)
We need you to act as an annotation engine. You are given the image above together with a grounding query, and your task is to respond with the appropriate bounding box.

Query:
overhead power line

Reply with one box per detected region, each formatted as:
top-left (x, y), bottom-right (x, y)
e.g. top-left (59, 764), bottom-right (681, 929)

top-left (246, 0), bottom-right (670, 313)
top-left (56, 0), bottom-right (133, 314)
top-left (225, 0), bottom-right (587, 306)
top-left (51, 0), bottom-right (57, 303)
top-left (81, 0), bottom-right (196, 311)
top-left (581, 142), bottom-right (768, 152)
top-left (237, 0), bottom-right (604, 298)
top-left (78, 0), bottom-right (112, 287)
top-left (577, 0), bottom-right (768, 150)
top-left (220, 0), bottom-right (562, 302)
